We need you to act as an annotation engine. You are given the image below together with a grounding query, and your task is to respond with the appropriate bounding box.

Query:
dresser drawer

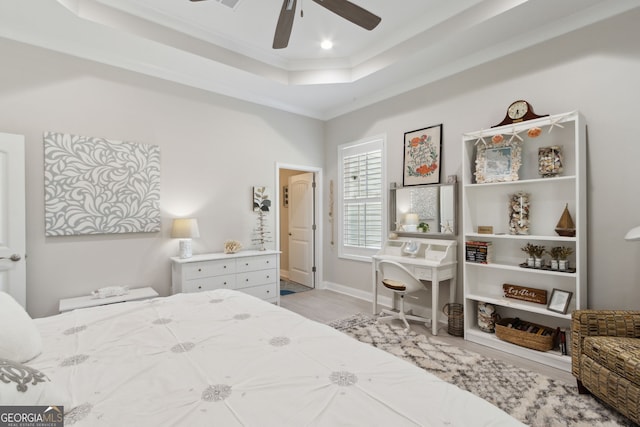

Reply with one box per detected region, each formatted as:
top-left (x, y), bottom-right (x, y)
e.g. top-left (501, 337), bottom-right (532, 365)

top-left (414, 265), bottom-right (455, 281)
top-left (182, 275), bottom-right (236, 293)
top-left (236, 255), bottom-right (277, 273)
top-left (236, 269), bottom-right (277, 288)
top-left (241, 282), bottom-right (277, 302)
top-left (184, 259), bottom-right (236, 279)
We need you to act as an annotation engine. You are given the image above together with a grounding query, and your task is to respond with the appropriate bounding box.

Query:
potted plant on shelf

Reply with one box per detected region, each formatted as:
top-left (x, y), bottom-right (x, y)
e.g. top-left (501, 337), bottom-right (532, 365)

top-left (556, 246), bottom-right (574, 270)
top-left (521, 243), bottom-right (537, 267)
top-left (546, 246), bottom-right (562, 270)
top-left (532, 244), bottom-right (546, 268)
top-left (418, 222), bottom-right (430, 233)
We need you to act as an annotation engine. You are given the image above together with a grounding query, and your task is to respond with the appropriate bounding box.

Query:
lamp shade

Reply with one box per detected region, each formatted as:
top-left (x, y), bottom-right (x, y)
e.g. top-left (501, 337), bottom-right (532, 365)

top-left (171, 218), bottom-right (200, 239)
top-left (625, 225), bottom-right (640, 241)
top-left (405, 213), bottom-right (419, 225)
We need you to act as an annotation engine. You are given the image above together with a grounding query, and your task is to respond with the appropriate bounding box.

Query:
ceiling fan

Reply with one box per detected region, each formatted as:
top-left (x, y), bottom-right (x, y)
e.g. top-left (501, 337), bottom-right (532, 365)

top-left (190, 0), bottom-right (381, 49)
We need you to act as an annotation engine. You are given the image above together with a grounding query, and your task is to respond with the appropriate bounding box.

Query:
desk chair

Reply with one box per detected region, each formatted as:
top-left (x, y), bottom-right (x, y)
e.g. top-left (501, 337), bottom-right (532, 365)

top-left (377, 260), bottom-right (430, 331)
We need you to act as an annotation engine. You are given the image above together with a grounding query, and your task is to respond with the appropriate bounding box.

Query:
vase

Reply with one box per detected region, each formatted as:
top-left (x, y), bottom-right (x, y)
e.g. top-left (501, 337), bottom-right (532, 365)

top-left (477, 302), bottom-right (498, 333)
top-left (550, 259), bottom-right (559, 270)
top-left (538, 145), bottom-right (564, 177)
top-left (527, 257), bottom-right (535, 267)
top-left (559, 259), bottom-right (569, 270)
top-left (508, 191), bottom-right (530, 235)
top-left (534, 257), bottom-right (543, 268)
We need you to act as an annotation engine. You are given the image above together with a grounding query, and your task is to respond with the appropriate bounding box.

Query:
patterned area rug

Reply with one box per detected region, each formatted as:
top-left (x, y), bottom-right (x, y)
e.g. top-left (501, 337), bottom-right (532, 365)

top-left (328, 313), bottom-right (634, 427)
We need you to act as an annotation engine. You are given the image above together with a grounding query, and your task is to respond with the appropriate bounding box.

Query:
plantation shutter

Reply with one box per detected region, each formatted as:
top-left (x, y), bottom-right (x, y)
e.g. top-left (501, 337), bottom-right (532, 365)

top-left (338, 137), bottom-right (385, 260)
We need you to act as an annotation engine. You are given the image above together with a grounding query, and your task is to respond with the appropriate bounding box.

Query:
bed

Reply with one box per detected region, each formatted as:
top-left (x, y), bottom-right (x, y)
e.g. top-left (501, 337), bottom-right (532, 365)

top-left (3, 289), bottom-right (523, 426)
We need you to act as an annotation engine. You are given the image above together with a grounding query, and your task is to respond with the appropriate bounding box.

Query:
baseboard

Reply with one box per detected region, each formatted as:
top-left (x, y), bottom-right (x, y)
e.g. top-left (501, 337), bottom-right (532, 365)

top-left (322, 280), bottom-right (392, 310)
top-left (322, 280), bottom-right (447, 328)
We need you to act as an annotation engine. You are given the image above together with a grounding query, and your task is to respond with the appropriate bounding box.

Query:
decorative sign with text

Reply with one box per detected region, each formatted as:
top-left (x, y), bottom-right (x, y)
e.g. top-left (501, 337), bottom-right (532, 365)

top-left (503, 284), bottom-right (547, 304)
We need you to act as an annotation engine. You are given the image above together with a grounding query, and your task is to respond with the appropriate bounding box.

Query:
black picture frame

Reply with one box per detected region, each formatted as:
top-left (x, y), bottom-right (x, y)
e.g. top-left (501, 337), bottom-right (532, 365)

top-left (403, 124), bottom-right (442, 186)
top-left (547, 288), bottom-right (573, 314)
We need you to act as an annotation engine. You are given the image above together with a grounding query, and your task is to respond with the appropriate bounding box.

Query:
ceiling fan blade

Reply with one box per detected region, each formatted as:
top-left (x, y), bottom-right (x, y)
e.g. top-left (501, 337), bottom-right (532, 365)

top-left (273, 0), bottom-right (297, 49)
top-left (312, 0), bottom-right (380, 30)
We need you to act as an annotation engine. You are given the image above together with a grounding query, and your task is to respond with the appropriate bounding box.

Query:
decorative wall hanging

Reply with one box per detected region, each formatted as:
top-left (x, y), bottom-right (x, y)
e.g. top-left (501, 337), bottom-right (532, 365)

top-left (43, 131), bottom-right (160, 236)
top-left (253, 186), bottom-right (271, 212)
top-left (403, 124), bottom-right (442, 186)
top-left (252, 186), bottom-right (272, 250)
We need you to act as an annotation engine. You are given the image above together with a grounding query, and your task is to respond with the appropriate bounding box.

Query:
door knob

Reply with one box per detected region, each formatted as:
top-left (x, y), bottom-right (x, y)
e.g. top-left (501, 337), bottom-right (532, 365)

top-left (0, 254), bottom-right (21, 262)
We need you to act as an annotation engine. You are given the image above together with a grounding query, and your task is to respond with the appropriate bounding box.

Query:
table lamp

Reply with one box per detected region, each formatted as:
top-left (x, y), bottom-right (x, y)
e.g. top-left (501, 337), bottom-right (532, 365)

top-left (171, 218), bottom-right (200, 259)
top-left (404, 213), bottom-right (419, 232)
top-left (625, 225), bottom-right (640, 241)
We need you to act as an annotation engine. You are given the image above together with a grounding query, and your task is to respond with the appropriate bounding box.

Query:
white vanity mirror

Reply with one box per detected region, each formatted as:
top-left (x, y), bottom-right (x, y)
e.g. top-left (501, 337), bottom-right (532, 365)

top-left (390, 182), bottom-right (457, 237)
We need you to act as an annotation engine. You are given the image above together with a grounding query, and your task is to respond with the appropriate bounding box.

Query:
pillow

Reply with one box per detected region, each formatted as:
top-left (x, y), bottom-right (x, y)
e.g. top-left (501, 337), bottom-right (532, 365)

top-left (0, 358), bottom-right (71, 408)
top-left (0, 291), bottom-right (42, 362)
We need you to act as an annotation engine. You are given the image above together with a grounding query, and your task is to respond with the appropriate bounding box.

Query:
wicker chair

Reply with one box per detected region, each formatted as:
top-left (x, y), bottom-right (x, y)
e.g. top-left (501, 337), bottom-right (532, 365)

top-left (571, 310), bottom-right (640, 424)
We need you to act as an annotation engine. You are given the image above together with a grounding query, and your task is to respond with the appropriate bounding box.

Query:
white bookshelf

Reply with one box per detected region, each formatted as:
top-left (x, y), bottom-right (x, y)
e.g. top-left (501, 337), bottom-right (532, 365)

top-left (461, 111), bottom-right (586, 372)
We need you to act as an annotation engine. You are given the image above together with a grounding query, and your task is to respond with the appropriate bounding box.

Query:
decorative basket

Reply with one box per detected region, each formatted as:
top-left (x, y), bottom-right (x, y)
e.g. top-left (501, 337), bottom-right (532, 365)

top-left (495, 318), bottom-right (556, 352)
top-left (443, 303), bottom-right (464, 337)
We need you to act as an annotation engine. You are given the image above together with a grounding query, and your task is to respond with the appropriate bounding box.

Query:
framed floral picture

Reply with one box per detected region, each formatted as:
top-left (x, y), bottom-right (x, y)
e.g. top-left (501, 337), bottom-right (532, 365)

top-left (403, 124), bottom-right (442, 186)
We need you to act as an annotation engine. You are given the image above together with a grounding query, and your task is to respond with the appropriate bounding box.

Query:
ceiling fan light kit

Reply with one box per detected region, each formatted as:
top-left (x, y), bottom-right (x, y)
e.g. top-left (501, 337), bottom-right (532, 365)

top-left (274, 0), bottom-right (380, 49)
top-left (190, 0), bottom-right (380, 50)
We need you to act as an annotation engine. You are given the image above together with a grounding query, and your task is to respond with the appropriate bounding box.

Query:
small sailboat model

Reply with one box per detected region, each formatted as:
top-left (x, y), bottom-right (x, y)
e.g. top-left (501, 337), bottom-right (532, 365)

top-left (555, 203), bottom-right (576, 237)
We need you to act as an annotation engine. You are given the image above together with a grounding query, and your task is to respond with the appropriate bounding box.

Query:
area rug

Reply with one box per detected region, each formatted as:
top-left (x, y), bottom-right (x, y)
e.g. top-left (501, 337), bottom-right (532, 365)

top-left (328, 313), bottom-right (634, 427)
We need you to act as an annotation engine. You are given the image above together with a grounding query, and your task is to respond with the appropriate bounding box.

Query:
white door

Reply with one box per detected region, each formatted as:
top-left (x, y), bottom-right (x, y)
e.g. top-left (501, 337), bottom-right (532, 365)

top-left (0, 133), bottom-right (26, 307)
top-left (288, 173), bottom-right (314, 287)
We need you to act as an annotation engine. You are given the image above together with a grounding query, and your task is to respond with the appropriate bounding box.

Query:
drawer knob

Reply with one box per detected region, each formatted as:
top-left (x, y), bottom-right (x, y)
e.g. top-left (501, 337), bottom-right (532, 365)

top-left (198, 268), bottom-right (202, 272)
top-left (266, 290), bottom-right (270, 293)
top-left (224, 265), bottom-right (227, 268)
top-left (246, 278), bottom-right (249, 282)
top-left (266, 276), bottom-right (270, 279)
top-left (198, 285), bottom-right (202, 290)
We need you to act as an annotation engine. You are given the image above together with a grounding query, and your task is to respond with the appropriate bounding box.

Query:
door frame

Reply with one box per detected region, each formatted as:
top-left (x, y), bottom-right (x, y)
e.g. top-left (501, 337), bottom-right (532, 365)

top-left (275, 163), bottom-right (323, 289)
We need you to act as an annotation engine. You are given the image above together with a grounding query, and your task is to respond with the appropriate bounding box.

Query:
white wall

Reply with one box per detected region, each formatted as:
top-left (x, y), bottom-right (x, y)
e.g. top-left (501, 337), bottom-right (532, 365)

top-left (2, 9), bottom-right (640, 318)
top-left (0, 38), bottom-right (323, 318)
top-left (323, 10), bottom-right (640, 310)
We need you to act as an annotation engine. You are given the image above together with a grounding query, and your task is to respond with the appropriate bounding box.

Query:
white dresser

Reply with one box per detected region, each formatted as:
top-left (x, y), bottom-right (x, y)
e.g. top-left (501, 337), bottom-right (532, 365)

top-left (170, 250), bottom-right (280, 304)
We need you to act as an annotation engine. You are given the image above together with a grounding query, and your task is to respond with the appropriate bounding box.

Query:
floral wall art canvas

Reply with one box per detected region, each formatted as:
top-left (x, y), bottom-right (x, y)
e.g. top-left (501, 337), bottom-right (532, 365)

top-left (43, 131), bottom-right (161, 236)
top-left (403, 124), bottom-right (443, 186)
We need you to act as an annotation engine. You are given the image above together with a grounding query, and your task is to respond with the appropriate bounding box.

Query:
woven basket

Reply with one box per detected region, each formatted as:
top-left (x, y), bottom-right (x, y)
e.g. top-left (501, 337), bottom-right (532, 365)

top-left (495, 318), bottom-right (556, 351)
top-left (443, 303), bottom-right (464, 337)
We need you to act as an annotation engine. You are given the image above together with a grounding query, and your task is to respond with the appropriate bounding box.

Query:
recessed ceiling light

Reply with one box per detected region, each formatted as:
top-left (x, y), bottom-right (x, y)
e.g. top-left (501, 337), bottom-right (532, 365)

top-left (320, 40), bottom-right (333, 50)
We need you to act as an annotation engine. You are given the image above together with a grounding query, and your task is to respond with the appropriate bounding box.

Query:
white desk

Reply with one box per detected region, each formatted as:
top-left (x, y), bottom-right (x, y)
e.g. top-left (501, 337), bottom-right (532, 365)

top-left (59, 287), bottom-right (159, 313)
top-left (372, 237), bottom-right (457, 335)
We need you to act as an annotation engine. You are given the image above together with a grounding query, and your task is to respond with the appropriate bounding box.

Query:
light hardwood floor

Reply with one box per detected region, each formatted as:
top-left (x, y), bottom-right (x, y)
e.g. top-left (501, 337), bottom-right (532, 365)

top-left (280, 288), bottom-right (575, 384)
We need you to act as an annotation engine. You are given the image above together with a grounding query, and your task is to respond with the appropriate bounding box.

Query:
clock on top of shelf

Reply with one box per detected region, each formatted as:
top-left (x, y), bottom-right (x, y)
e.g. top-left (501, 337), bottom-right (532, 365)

top-left (492, 100), bottom-right (548, 127)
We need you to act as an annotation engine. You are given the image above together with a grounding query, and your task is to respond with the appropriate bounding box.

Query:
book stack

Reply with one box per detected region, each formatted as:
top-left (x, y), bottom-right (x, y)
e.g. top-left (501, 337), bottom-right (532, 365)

top-left (465, 241), bottom-right (493, 263)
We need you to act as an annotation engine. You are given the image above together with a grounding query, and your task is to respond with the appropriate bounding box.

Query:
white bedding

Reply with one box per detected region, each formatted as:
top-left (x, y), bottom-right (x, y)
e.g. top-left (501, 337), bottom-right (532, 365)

top-left (32, 289), bottom-right (522, 426)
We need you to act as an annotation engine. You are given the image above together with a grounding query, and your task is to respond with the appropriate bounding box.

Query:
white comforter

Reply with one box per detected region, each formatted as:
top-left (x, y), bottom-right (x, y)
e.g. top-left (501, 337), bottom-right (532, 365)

top-left (32, 289), bottom-right (522, 426)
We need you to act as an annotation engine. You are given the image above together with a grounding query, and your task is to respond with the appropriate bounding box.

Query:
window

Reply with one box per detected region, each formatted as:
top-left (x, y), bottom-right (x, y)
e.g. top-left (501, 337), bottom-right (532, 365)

top-left (338, 135), bottom-right (385, 261)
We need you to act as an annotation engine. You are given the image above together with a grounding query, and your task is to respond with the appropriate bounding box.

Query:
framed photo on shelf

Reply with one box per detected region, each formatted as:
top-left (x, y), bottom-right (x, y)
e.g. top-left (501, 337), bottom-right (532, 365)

top-left (547, 288), bottom-right (573, 314)
top-left (403, 124), bottom-right (442, 186)
top-left (474, 139), bottom-right (522, 184)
